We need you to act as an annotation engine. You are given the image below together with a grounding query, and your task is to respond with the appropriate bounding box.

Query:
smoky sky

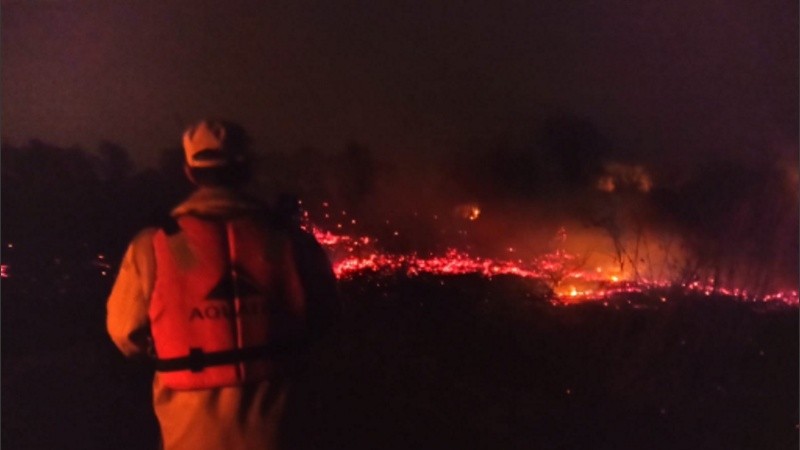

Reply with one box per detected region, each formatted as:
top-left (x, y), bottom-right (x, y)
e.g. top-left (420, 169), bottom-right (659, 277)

top-left (2, 0), bottom-right (797, 168)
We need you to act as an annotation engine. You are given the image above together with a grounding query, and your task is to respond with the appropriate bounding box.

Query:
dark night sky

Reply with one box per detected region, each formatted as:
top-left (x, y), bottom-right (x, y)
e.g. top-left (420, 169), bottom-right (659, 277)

top-left (2, 0), bottom-right (797, 168)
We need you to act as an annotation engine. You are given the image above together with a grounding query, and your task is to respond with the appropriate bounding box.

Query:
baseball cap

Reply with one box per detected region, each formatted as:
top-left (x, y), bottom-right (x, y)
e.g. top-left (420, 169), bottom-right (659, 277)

top-left (182, 119), bottom-right (249, 168)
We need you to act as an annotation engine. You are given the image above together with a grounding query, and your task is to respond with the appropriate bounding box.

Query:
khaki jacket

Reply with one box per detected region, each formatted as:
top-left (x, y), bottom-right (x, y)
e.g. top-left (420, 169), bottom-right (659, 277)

top-left (107, 187), bottom-right (335, 450)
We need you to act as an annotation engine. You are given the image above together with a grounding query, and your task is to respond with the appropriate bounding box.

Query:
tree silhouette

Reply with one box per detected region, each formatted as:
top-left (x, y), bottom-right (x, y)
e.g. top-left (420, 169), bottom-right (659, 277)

top-left (539, 114), bottom-right (611, 188)
top-left (97, 141), bottom-right (134, 181)
top-left (336, 141), bottom-right (375, 214)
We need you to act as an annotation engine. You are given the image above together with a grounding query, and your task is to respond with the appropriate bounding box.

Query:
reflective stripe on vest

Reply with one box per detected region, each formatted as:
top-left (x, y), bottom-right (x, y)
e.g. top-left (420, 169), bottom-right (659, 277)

top-left (149, 214), bottom-right (307, 390)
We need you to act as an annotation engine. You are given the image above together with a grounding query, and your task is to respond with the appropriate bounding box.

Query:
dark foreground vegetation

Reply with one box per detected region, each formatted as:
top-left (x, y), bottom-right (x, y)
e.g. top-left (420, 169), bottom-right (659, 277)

top-left (3, 273), bottom-right (797, 450)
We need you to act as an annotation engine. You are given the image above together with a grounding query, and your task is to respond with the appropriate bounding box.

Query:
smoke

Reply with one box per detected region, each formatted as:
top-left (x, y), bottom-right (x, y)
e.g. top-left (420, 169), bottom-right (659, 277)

top-left (662, 159), bottom-right (799, 294)
top-left (2, 115), bottom-right (796, 298)
top-left (248, 114), bottom-right (798, 295)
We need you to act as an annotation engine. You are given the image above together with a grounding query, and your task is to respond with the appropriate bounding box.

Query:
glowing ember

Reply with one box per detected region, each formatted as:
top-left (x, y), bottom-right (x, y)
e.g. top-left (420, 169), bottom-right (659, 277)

top-left (308, 212), bottom-right (798, 307)
top-left (454, 203), bottom-right (481, 221)
top-left (1, 264), bottom-right (9, 279)
top-left (92, 254), bottom-right (112, 276)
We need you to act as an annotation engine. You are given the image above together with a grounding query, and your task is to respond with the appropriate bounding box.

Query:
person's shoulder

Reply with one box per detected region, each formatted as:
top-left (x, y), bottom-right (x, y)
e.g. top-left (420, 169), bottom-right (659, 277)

top-left (129, 227), bottom-right (159, 247)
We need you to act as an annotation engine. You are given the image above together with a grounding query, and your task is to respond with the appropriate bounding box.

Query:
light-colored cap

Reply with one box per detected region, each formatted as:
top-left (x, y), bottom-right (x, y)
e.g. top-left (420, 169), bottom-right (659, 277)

top-left (182, 119), bottom-right (248, 168)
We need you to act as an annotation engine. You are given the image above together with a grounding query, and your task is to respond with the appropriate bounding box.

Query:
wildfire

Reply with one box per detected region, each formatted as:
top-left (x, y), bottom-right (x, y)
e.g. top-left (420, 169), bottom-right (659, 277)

top-left (308, 205), bottom-right (798, 307)
top-left (597, 162), bottom-right (653, 193)
top-left (4, 202), bottom-right (793, 308)
top-left (454, 203), bottom-right (481, 221)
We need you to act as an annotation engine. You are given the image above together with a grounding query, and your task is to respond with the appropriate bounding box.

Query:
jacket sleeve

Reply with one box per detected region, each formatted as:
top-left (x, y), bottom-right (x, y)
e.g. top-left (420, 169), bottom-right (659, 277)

top-left (107, 228), bottom-right (158, 358)
top-left (291, 231), bottom-right (340, 341)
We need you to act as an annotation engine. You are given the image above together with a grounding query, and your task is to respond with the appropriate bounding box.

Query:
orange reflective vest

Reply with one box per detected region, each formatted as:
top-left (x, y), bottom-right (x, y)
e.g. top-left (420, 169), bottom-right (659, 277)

top-left (149, 214), bottom-right (307, 390)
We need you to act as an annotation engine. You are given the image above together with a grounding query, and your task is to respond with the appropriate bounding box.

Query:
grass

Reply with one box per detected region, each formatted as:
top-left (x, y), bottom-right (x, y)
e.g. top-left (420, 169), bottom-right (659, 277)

top-left (3, 273), bottom-right (797, 449)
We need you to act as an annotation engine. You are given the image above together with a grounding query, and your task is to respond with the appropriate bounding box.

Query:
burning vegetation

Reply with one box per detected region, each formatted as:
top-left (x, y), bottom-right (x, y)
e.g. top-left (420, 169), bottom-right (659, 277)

top-left (596, 162), bottom-right (653, 193)
top-left (1, 127), bottom-right (798, 450)
top-left (2, 118), bottom-right (797, 307)
top-left (250, 117), bottom-right (797, 307)
top-left (301, 198), bottom-right (797, 306)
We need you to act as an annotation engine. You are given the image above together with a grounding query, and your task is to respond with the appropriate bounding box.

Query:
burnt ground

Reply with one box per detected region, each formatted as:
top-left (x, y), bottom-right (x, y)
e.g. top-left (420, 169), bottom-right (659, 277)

top-left (2, 273), bottom-right (798, 450)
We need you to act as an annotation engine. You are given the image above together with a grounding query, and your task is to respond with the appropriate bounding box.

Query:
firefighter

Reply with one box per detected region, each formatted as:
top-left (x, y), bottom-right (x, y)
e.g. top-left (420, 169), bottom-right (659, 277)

top-left (107, 119), bottom-right (338, 450)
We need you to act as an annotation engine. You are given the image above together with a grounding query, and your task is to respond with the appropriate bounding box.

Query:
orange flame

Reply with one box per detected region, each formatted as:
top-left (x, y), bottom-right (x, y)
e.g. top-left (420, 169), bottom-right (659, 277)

top-left (310, 223), bottom-right (797, 306)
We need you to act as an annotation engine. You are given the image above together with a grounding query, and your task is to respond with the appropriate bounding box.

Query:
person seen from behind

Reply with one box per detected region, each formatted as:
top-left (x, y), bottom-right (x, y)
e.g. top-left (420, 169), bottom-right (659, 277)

top-left (106, 119), bottom-right (338, 450)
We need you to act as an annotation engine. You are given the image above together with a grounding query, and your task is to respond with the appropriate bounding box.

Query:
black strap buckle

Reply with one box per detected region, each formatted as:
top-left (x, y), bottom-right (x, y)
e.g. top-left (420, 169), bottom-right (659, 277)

top-left (188, 347), bottom-right (205, 372)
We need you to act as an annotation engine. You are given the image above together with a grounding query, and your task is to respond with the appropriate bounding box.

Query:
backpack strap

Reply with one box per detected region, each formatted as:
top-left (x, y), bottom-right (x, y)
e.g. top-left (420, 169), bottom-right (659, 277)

top-left (160, 215), bottom-right (181, 236)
